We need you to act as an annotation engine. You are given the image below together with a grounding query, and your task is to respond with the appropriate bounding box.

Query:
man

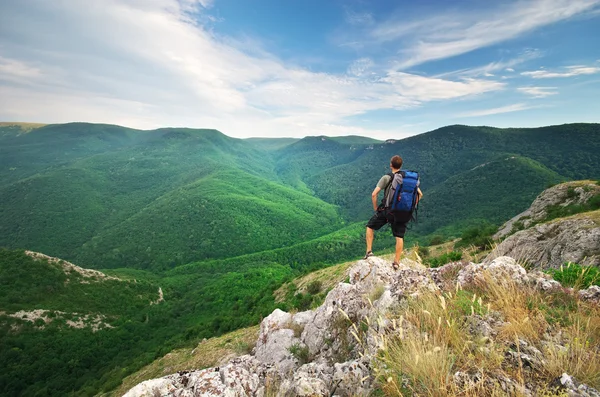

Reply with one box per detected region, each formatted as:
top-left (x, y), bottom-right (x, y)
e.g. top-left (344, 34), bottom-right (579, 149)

top-left (364, 155), bottom-right (423, 269)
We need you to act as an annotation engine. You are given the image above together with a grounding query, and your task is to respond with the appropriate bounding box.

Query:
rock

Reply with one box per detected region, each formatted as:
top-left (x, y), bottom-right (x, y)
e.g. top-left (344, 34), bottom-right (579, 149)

top-left (123, 356), bottom-right (272, 397)
top-left (487, 215), bottom-right (600, 270)
top-left (301, 283), bottom-right (366, 361)
top-left (458, 257), bottom-right (528, 287)
top-left (528, 270), bottom-right (563, 291)
top-left (331, 360), bottom-right (372, 396)
top-left (578, 285), bottom-right (600, 305)
top-left (390, 267), bottom-right (438, 297)
top-left (553, 373), bottom-right (600, 397)
top-left (428, 261), bottom-right (466, 289)
top-left (279, 363), bottom-right (332, 397)
top-left (123, 252), bottom-right (600, 397)
top-left (254, 309), bottom-right (301, 373)
top-left (349, 256), bottom-right (399, 290)
top-left (495, 181), bottom-right (600, 240)
top-left (464, 315), bottom-right (495, 338)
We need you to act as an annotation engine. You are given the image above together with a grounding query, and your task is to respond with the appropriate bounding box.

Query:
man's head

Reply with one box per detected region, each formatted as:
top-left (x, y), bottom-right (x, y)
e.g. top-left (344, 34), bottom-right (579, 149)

top-left (390, 155), bottom-right (403, 171)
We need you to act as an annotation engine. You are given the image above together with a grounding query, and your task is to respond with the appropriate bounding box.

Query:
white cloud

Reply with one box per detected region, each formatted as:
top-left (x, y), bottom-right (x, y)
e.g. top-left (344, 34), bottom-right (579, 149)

top-left (345, 9), bottom-right (374, 26)
top-left (458, 103), bottom-right (537, 117)
top-left (382, 73), bottom-right (504, 101)
top-left (517, 86), bottom-right (558, 97)
top-left (0, 0), bottom-right (506, 139)
top-left (347, 58), bottom-right (375, 77)
top-left (521, 65), bottom-right (600, 78)
top-left (434, 49), bottom-right (543, 79)
top-left (370, 0), bottom-right (600, 69)
top-left (0, 57), bottom-right (44, 81)
top-left (506, 68), bottom-right (515, 72)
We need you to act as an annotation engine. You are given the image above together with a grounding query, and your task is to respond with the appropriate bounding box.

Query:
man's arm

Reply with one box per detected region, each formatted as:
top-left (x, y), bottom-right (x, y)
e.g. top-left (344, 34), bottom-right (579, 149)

top-left (416, 187), bottom-right (423, 204)
top-left (371, 186), bottom-right (381, 211)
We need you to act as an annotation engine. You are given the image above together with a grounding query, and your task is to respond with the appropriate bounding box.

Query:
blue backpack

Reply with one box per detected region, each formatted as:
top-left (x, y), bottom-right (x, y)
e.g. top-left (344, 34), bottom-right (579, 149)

top-left (384, 170), bottom-right (420, 223)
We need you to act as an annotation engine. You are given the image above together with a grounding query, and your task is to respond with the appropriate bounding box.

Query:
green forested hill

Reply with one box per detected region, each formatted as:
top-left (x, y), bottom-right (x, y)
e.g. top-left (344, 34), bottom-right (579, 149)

top-left (1, 121), bottom-right (600, 396)
top-left (1, 122), bottom-right (600, 270)
top-left (302, 123), bottom-right (600, 224)
top-left (0, 249), bottom-right (170, 396)
top-left (415, 155), bottom-right (565, 234)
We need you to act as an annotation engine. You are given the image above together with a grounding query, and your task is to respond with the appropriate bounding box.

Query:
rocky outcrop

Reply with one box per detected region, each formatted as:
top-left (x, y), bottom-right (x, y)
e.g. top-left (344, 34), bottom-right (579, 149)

top-left (25, 250), bottom-right (121, 282)
top-left (495, 181), bottom-right (600, 240)
top-left (485, 213), bottom-right (600, 269)
top-left (124, 255), bottom-right (600, 397)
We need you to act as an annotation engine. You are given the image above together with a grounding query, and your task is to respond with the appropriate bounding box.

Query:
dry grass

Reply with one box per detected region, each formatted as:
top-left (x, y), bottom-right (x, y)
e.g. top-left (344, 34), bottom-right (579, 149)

top-left (477, 274), bottom-right (546, 343)
top-left (0, 122), bottom-right (46, 132)
top-left (375, 269), bottom-right (600, 396)
top-left (108, 325), bottom-right (259, 396)
top-left (427, 240), bottom-right (460, 257)
top-left (378, 288), bottom-right (504, 396)
top-left (542, 309), bottom-right (600, 386)
top-left (273, 260), bottom-right (355, 302)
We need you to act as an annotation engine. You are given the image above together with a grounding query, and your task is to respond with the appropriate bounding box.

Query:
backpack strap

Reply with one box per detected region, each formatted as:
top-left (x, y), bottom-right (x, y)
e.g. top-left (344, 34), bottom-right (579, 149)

top-left (382, 171), bottom-right (400, 207)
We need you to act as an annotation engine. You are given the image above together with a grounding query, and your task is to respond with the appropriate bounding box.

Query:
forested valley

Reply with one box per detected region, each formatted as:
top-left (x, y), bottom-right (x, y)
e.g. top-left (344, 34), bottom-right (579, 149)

top-left (1, 122), bottom-right (599, 396)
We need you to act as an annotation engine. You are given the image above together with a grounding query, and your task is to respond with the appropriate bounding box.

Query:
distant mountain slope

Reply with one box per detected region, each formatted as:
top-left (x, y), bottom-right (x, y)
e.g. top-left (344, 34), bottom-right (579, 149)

top-left (75, 169), bottom-right (344, 269)
top-left (0, 249), bottom-right (171, 396)
top-left (1, 124), bottom-right (346, 270)
top-left (299, 124), bottom-right (600, 224)
top-left (1, 122), bottom-right (599, 271)
top-left (416, 155), bottom-right (565, 235)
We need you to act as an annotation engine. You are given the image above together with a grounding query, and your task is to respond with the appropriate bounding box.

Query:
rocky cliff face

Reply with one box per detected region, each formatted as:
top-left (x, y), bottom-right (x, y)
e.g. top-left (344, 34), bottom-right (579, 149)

top-left (488, 181), bottom-right (600, 270)
top-left (123, 255), bottom-right (600, 397)
top-left (494, 181), bottom-right (600, 240)
top-left (485, 212), bottom-right (600, 269)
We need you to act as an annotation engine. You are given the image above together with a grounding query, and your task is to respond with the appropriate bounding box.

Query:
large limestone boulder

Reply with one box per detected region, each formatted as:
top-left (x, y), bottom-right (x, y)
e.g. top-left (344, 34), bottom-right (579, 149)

top-left (122, 252), bottom-right (600, 397)
top-left (486, 214), bottom-right (600, 269)
top-left (495, 181), bottom-right (600, 240)
top-left (254, 309), bottom-right (306, 374)
top-left (122, 355), bottom-right (274, 397)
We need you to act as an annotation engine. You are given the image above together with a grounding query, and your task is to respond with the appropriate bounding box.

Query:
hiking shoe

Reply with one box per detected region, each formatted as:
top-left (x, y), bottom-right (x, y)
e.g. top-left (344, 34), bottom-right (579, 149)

top-left (363, 251), bottom-right (374, 259)
top-left (392, 261), bottom-right (400, 271)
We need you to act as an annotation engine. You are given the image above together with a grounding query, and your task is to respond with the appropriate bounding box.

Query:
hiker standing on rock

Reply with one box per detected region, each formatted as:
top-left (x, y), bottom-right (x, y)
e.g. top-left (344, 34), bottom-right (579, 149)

top-left (364, 155), bottom-right (422, 270)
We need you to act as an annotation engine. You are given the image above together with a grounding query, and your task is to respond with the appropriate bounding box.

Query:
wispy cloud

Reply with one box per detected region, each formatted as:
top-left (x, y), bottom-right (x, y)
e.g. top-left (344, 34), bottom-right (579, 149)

top-left (347, 58), bottom-right (375, 77)
top-left (344, 8), bottom-right (374, 26)
top-left (521, 65), bottom-right (600, 78)
top-left (0, 0), bottom-right (508, 139)
top-left (435, 49), bottom-right (543, 78)
top-left (458, 103), bottom-right (537, 117)
top-left (0, 57), bottom-right (44, 81)
top-left (371, 0), bottom-right (600, 69)
top-left (517, 86), bottom-right (558, 97)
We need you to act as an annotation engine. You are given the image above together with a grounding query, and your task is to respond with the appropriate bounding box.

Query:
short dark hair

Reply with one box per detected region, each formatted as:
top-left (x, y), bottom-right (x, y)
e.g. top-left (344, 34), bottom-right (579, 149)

top-left (390, 155), bottom-right (403, 169)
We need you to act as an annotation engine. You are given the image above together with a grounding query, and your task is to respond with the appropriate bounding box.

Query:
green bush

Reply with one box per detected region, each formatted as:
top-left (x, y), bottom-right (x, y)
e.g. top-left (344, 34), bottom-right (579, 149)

top-left (429, 235), bottom-right (445, 246)
top-left (306, 280), bottom-right (322, 295)
top-left (455, 223), bottom-right (497, 250)
top-left (546, 262), bottom-right (600, 289)
top-left (426, 251), bottom-right (462, 268)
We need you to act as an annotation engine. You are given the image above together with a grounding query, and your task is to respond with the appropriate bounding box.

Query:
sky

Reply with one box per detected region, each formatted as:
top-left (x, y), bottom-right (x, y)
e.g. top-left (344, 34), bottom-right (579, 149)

top-left (0, 0), bottom-right (599, 139)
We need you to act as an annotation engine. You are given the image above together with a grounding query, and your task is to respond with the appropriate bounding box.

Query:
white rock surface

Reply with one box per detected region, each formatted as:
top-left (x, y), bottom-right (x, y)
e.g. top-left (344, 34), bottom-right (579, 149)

top-left (123, 251), bottom-right (600, 396)
top-left (486, 217), bottom-right (600, 269)
top-left (495, 181), bottom-right (600, 240)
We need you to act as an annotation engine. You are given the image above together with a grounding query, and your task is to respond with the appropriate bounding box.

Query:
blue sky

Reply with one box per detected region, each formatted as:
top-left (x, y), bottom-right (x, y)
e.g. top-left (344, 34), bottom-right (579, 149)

top-left (0, 0), bottom-right (599, 139)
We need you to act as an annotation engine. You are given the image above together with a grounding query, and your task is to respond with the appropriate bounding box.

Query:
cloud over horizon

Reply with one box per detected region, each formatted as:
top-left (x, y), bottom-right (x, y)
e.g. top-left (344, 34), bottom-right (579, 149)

top-left (0, 0), bottom-right (599, 139)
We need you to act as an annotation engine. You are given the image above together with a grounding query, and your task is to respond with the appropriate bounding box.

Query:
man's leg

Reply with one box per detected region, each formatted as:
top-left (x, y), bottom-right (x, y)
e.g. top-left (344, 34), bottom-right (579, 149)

top-left (366, 227), bottom-right (374, 253)
top-left (394, 237), bottom-right (404, 264)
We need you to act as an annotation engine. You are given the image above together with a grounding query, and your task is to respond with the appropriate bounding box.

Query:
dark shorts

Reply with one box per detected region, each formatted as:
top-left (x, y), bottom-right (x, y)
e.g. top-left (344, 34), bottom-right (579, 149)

top-left (366, 210), bottom-right (408, 238)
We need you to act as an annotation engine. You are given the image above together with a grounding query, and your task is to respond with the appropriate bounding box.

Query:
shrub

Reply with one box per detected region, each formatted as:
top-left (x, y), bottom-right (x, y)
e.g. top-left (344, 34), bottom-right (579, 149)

top-left (306, 280), bottom-right (322, 295)
top-left (429, 235), bottom-right (445, 246)
top-left (455, 223), bottom-right (497, 250)
top-left (426, 251), bottom-right (462, 268)
top-left (288, 343), bottom-right (310, 364)
top-left (546, 262), bottom-right (600, 290)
